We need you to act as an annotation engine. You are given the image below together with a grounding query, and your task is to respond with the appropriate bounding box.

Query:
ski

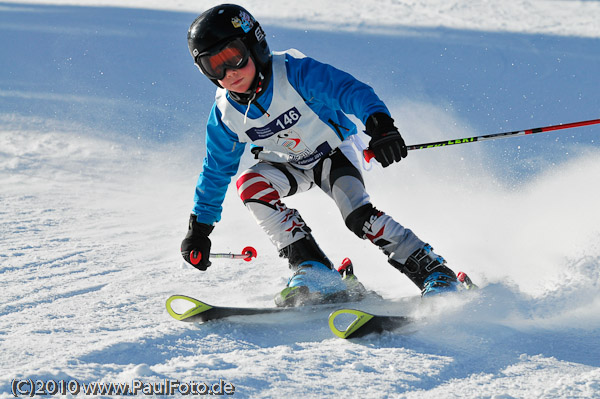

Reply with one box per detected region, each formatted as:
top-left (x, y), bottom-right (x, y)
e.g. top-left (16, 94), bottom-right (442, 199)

top-left (328, 271), bottom-right (478, 339)
top-left (168, 271), bottom-right (477, 328)
top-left (165, 295), bottom-right (292, 322)
top-left (328, 308), bottom-right (414, 339)
top-left (166, 291), bottom-right (382, 323)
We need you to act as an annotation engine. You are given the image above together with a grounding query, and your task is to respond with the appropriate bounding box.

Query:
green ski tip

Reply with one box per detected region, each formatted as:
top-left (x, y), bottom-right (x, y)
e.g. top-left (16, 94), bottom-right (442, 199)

top-left (328, 309), bottom-right (375, 339)
top-left (165, 295), bottom-right (213, 321)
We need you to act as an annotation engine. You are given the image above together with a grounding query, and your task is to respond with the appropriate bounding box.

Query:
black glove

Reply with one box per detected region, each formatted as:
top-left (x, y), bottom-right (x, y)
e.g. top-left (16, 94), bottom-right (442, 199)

top-left (181, 214), bottom-right (214, 271)
top-left (365, 113), bottom-right (407, 167)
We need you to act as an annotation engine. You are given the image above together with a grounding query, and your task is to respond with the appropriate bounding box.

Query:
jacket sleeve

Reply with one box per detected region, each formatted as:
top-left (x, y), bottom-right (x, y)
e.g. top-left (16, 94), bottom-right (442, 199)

top-left (284, 52), bottom-right (390, 125)
top-left (193, 103), bottom-right (245, 225)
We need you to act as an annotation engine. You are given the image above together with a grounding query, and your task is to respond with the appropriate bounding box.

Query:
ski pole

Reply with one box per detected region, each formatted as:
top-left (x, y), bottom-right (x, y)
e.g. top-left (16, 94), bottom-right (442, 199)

top-left (363, 118), bottom-right (600, 162)
top-left (193, 246), bottom-right (258, 263)
top-left (212, 246), bottom-right (257, 261)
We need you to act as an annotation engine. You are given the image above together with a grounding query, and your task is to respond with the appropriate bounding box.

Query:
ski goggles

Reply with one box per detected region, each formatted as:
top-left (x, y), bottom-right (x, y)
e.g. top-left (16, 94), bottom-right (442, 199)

top-left (195, 39), bottom-right (250, 80)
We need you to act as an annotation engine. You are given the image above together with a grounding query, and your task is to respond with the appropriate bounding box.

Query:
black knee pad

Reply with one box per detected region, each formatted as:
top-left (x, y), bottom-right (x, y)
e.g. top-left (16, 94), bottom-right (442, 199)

top-left (345, 203), bottom-right (377, 238)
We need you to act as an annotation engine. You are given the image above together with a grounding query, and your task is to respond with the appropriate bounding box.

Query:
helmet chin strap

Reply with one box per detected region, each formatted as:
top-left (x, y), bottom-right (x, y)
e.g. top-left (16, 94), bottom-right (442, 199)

top-left (228, 61), bottom-right (270, 105)
top-left (229, 74), bottom-right (260, 104)
top-left (237, 71), bottom-right (267, 124)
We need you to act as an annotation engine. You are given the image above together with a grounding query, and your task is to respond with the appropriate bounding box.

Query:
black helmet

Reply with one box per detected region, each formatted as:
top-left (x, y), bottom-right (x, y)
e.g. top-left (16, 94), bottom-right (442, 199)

top-left (188, 4), bottom-right (270, 88)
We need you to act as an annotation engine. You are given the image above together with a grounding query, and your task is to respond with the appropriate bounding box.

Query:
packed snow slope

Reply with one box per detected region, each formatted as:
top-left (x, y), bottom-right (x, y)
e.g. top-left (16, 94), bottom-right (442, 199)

top-left (1, 1), bottom-right (600, 398)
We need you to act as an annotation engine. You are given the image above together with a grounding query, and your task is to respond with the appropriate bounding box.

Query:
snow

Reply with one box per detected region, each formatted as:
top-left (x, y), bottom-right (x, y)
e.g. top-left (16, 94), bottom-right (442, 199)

top-left (1, 1), bottom-right (600, 398)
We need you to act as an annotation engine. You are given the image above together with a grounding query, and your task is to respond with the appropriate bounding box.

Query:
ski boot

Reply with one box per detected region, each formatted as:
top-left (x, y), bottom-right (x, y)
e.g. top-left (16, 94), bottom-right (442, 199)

top-left (389, 244), bottom-right (461, 297)
top-left (275, 236), bottom-right (347, 307)
top-left (457, 271), bottom-right (479, 290)
top-left (337, 258), bottom-right (368, 302)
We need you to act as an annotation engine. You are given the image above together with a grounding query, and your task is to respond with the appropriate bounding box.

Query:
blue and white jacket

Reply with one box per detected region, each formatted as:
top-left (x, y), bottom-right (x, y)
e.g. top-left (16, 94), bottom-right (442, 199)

top-left (193, 49), bottom-right (390, 225)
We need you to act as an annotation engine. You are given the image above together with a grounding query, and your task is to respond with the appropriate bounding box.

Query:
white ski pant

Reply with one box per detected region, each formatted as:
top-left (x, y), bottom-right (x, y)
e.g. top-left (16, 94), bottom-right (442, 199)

top-left (236, 140), bottom-right (425, 264)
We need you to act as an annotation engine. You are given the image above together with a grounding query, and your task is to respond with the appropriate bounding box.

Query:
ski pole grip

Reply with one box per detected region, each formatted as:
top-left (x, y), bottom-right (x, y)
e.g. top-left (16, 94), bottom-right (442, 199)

top-left (363, 149), bottom-right (375, 163)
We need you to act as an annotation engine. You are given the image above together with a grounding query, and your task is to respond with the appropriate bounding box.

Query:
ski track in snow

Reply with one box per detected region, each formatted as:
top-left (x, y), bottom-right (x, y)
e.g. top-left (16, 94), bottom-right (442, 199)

top-left (1, 1), bottom-right (600, 398)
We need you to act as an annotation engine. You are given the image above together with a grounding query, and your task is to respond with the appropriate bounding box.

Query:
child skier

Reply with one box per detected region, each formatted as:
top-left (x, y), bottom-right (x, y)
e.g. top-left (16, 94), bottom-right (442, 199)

top-left (181, 4), bottom-right (461, 306)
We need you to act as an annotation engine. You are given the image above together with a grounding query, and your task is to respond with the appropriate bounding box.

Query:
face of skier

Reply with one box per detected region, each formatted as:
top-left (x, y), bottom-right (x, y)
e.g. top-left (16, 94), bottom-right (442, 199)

top-left (217, 56), bottom-right (256, 94)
